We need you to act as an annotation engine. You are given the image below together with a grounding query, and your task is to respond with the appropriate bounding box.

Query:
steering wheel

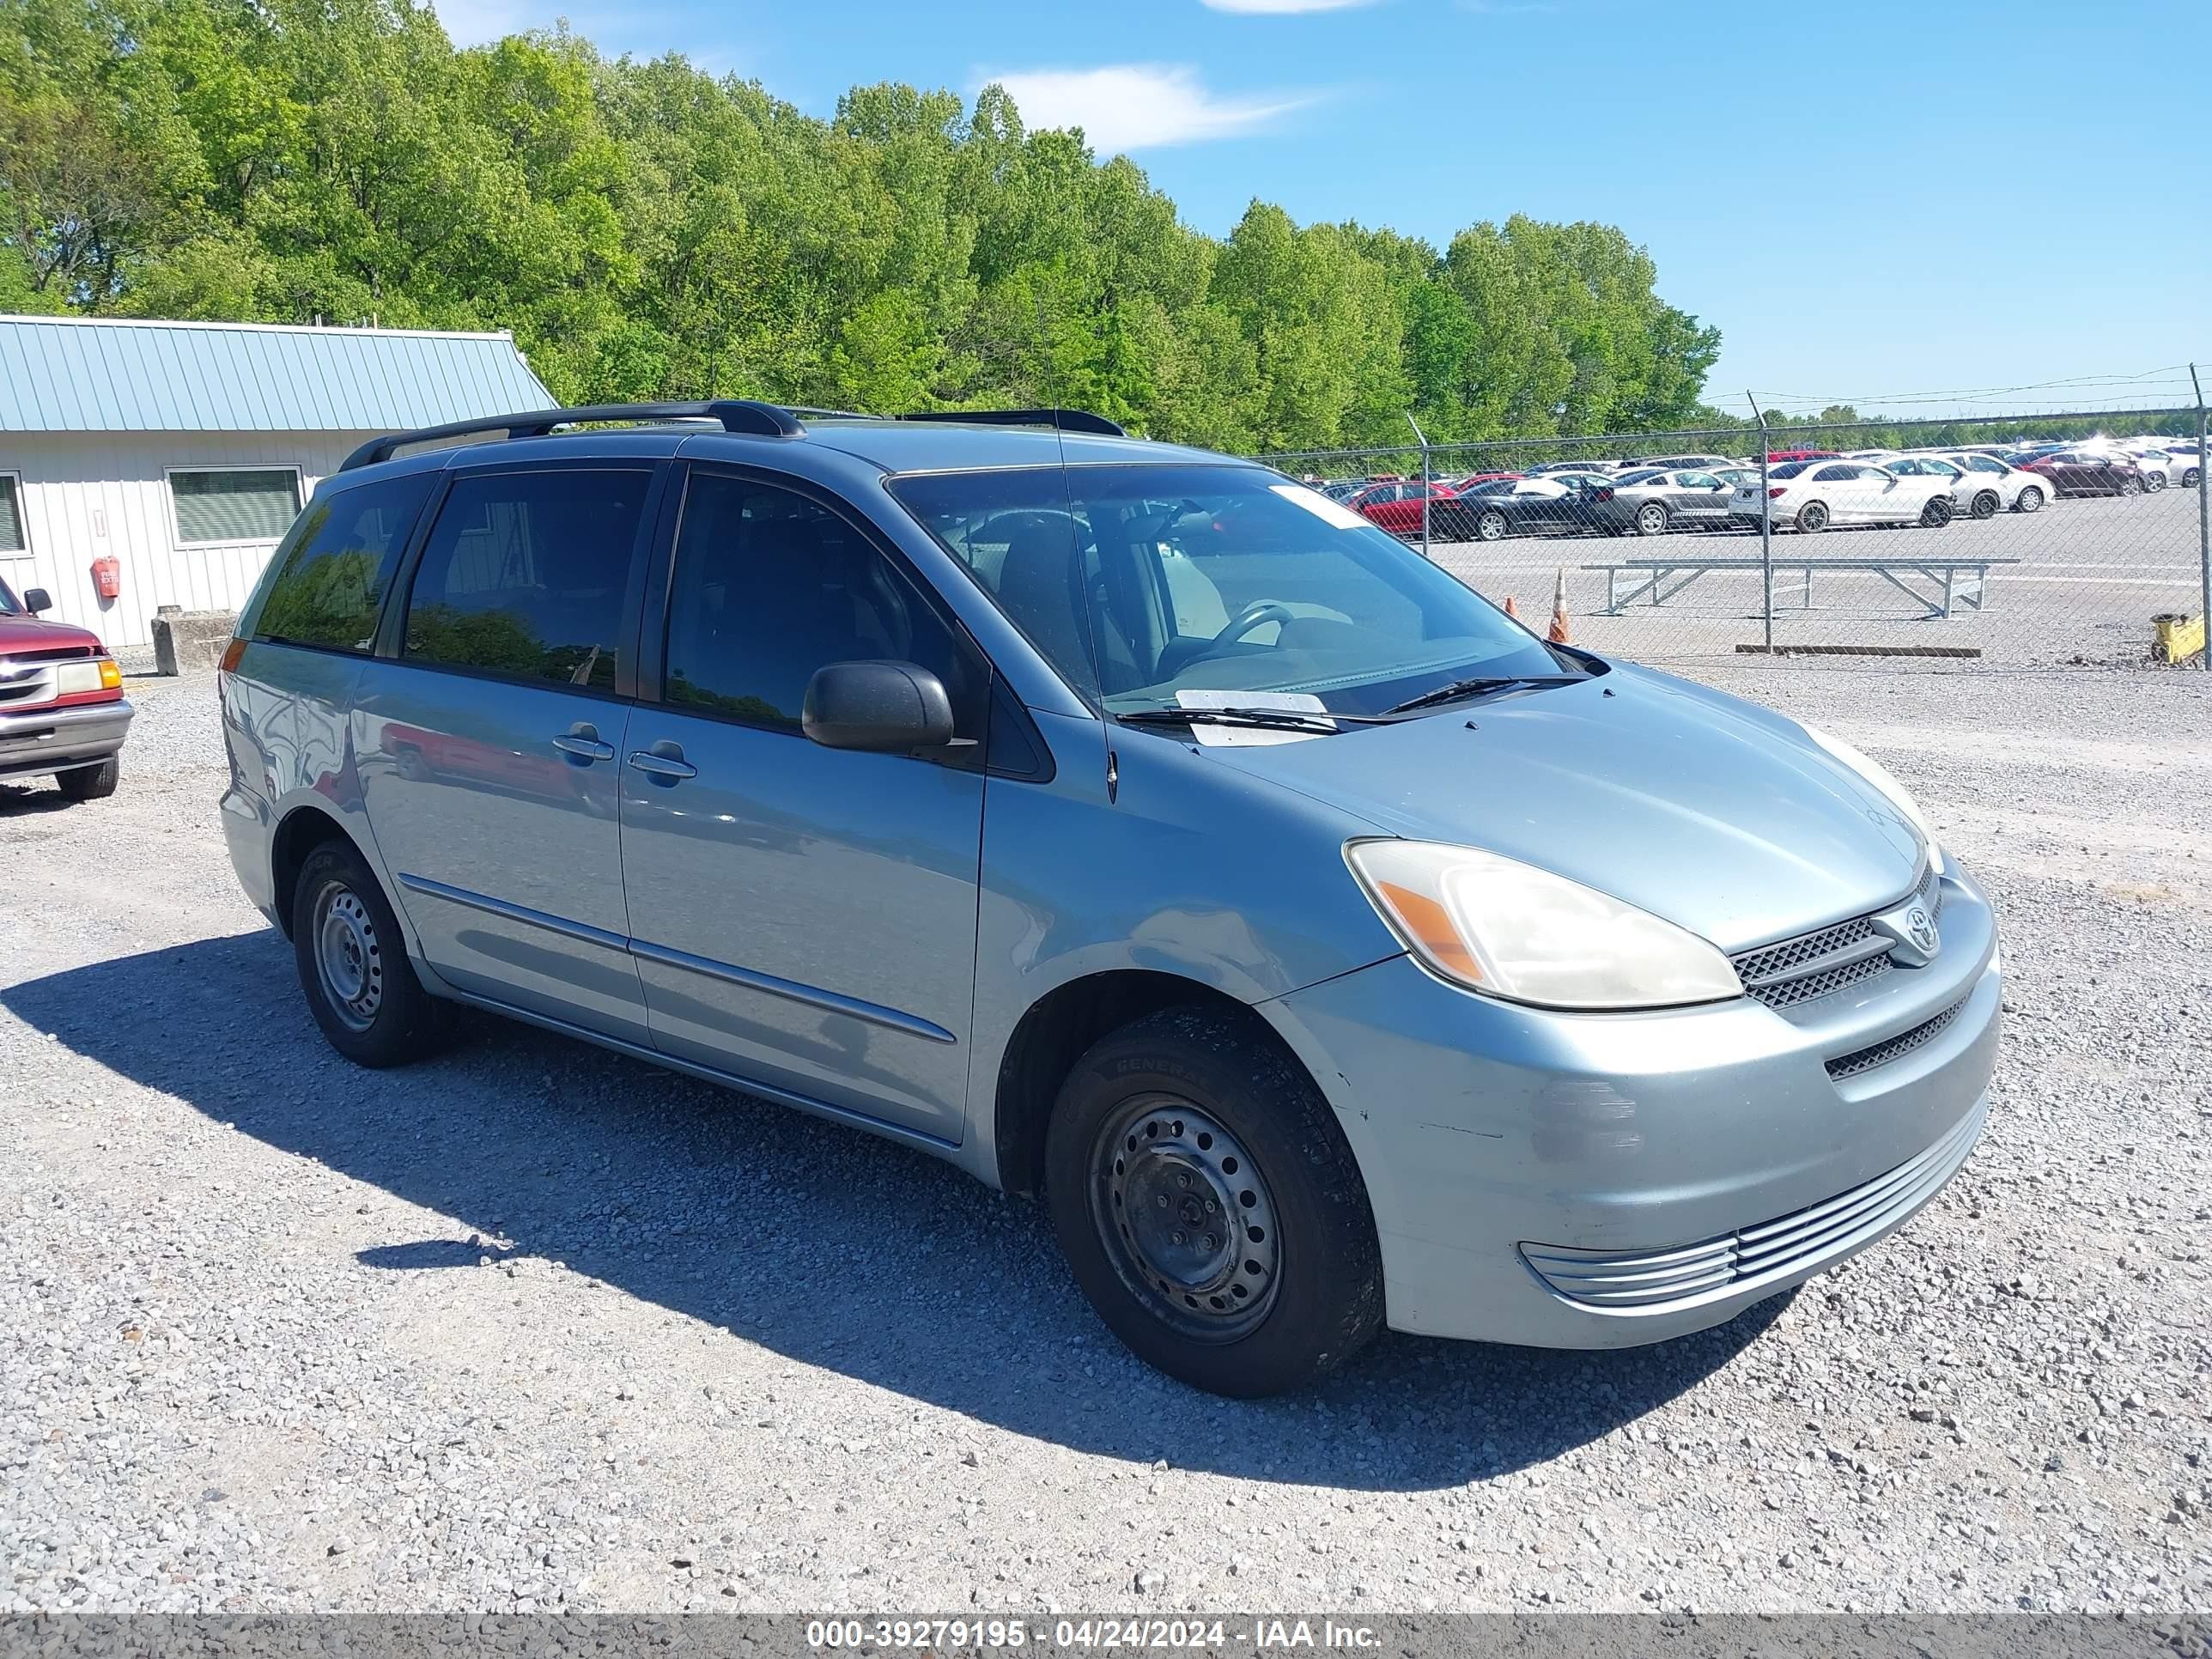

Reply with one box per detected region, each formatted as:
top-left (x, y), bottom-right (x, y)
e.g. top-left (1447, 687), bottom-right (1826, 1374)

top-left (1208, 600), bottom-right (1294, 652)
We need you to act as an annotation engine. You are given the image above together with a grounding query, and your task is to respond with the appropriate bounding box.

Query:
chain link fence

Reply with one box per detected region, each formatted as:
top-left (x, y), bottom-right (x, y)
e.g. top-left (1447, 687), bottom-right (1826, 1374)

top-left (1255, 409), bottom-right (2211, 672)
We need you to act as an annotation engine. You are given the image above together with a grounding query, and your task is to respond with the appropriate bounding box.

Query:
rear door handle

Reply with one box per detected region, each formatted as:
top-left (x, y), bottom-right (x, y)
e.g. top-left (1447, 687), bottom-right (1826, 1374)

top-left (551, 724), bottom-right (615, 762)
top-left (628, 742), bottom-right (696, 783)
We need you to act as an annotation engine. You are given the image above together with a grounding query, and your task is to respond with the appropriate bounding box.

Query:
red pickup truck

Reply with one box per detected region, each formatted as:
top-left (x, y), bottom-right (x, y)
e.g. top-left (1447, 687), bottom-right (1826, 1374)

top-left (0, 575), bottom-right (131, 801)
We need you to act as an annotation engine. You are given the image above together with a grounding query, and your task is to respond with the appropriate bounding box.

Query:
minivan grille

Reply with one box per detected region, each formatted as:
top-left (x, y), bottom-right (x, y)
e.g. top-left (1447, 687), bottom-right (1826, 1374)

top-left (1732, 862), bottom-right (1942, 1011)
top-left (1825, 995), bottom-right (1968, 1081)
top-left (1521, 1097), bottom-right (1984, 1312)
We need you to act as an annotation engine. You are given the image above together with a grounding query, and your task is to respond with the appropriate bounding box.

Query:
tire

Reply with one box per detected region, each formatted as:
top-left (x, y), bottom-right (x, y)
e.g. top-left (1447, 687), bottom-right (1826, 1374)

top-left (1919, 495), bottom-right (1954, 528)
top-left (1795, 501), bottom-right (1830, 533)
top-left (2014, 485), bottom-right (2045, 514)
top-left (1633, 501), bottom-right (1669, 537)
top-left (2144, 471), bottom-right (2167, 494)
top-left (289, 839), bottom-right (448, 1068)
top-left (1969, 490), bottom-right (2000, 520)
top-left (2185, 469), bottom-right (2202, 490)
top-left (1044, 1006), bottom-right (1384, 1398)
top-left (55, 756), bottom-right (118, 800)
top-left (1476, 507), bottom-right (1509, 543)
top-left (2119, 477), bottom-right (2142, 497)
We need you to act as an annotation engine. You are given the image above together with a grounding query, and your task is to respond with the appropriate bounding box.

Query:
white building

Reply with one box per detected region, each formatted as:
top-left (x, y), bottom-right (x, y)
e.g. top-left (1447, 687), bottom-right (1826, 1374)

top-left (0, 314), bottom-right (553, 648)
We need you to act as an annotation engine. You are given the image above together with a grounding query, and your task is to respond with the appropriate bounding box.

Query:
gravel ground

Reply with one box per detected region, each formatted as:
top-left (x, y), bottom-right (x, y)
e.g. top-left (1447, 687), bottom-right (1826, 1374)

top-left (2, 665), bottom-right (2207, 1616)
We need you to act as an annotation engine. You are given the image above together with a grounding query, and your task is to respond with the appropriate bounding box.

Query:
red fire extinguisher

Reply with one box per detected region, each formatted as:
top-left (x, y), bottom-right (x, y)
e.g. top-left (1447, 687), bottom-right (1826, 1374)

top-left (91, 555), bottom-right (121, 600)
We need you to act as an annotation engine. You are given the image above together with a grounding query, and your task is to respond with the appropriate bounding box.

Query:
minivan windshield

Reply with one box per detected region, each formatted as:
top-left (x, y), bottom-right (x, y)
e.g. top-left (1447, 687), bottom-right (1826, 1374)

top-left (889, 464), bottom-right (1572, 718)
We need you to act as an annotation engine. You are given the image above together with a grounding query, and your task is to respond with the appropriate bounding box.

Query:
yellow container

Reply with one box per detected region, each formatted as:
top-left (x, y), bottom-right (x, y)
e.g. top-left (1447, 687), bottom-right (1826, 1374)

top-left (2154, 612), bottom-right (2206, 664)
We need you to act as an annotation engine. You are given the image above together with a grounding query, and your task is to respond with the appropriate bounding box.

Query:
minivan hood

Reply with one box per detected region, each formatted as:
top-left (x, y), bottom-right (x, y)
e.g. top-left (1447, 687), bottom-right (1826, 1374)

top-left (0, 613), bottom-right (101, 655)
top-left (1200, 665), bottom-right (1923, 953)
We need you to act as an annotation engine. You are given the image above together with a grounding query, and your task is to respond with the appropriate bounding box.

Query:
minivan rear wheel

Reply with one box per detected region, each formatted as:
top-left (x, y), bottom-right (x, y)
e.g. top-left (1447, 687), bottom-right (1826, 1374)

top-left (290, 841), bottom-right (447, 1067)
top-left (1044, 1007), bottom-right (1382, 1397)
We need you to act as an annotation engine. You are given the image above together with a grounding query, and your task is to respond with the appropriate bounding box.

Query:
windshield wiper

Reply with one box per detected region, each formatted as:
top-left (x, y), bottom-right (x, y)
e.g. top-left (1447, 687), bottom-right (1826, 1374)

top-left (1382, 674), bottom-right (1585, 716)
top-left (1116, 706), bottom-right (1385, 735)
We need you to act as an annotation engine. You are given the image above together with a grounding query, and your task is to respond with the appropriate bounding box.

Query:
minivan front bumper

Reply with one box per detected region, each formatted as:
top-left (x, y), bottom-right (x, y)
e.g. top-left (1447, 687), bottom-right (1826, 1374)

top-left (1263, 864), bottom-right (2001, 1347)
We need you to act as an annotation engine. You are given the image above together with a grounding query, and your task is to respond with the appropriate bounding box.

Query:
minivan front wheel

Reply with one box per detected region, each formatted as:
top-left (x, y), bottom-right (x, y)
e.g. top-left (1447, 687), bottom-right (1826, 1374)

top-left (290, 841), bottom-right (447, 1067)
top-left (1045, 1007), bottom-right (1382, 1396)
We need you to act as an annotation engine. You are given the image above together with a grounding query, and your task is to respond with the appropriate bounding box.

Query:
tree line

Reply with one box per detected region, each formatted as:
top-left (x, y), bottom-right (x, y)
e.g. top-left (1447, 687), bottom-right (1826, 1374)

top-left (0, 0), bottom-right (1729, 453)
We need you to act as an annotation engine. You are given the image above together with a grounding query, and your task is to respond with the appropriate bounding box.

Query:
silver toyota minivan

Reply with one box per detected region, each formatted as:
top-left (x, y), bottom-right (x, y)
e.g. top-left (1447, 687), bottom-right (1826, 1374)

top-left (217, 401), bottom-right (2000, 1396)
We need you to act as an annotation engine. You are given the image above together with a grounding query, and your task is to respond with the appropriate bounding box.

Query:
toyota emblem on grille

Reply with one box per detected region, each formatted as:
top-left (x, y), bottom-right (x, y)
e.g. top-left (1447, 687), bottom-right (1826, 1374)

top-left (1905, 904), bottom-right (1937, 953)
top-left (1874, 897), bottom-right (1942, 967)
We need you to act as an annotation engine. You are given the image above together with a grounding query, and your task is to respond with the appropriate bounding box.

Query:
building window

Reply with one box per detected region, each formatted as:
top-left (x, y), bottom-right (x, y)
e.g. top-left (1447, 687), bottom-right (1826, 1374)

top-left (0, 473), bottom-right (25, 556)
top-left (169, 467), bottom-right (303, 546)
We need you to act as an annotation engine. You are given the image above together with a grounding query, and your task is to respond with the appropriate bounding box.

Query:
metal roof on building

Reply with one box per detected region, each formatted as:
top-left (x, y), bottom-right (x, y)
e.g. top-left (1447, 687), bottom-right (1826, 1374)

top-left (0, 314), bottom-right (554, 434)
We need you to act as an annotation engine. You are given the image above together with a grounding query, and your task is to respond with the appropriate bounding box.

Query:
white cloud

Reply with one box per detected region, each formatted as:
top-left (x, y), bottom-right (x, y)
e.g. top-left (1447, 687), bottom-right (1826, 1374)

top-left (981, 64), bottom-right (1318, 153)
top-left (1200, 0), bottom-right (1378, 11)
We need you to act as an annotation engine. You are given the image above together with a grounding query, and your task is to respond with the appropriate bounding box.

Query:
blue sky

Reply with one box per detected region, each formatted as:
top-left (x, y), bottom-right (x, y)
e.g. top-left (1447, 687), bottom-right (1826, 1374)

top-left (434, 0), bottom-right (2212, 420)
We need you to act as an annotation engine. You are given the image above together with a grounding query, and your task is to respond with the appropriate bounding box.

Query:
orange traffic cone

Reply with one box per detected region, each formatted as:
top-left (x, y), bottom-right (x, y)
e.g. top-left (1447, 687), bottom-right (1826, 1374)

top-left (1547, 568), bottom-right (1571, 645)
top-left (1504, 594), bottom-right (1520, 621)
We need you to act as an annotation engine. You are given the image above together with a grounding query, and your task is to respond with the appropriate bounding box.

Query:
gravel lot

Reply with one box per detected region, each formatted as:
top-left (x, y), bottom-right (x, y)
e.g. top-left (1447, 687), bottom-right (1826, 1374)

top-left (2, 665), bottom-right (2207, 1616)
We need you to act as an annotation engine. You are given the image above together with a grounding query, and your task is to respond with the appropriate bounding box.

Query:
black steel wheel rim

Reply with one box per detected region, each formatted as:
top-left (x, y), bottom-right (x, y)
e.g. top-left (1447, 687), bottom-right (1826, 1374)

top-left (1090, 1093), bottom-right (1282, 1343)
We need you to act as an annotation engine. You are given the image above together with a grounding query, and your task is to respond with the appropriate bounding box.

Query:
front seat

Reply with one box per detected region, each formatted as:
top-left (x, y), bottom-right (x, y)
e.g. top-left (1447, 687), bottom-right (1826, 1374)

top-left (993, 514), bottom-right (1141, 693)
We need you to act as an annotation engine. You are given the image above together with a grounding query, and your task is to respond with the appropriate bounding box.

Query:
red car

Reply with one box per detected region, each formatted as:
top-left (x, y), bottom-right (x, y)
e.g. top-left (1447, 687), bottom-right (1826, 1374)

top-left (0, 575), bottom-right (131, 801)
top-left (1765, 449), bottom-right (1841, 463)
top-left (1346, 480), bottom-right (1478, 540)
top-left (2016, 449), bottom-right (2145, 499)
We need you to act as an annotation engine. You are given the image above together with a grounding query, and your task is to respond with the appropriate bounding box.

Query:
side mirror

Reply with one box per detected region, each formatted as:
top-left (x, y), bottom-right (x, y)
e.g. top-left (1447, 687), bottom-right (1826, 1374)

top-left (22, 587), bottom-right (52, 614)
top-left (803, 660), bottom-right (955, 753)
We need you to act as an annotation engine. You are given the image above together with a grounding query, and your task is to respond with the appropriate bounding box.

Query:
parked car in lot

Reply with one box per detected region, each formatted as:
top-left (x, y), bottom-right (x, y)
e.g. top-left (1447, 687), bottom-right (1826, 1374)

top-left (1454, 475), bottom-right (1606, 541)
top-left (1766, 448), bottom-right (1841, 463)
top-left (1346, 479), bottom-right (1474, 541)
top-left (2016, 449), bottom-right (2144, 498)
top-left (219, 399), bottom-right (2002, 1396)
top-left (2156, 445), bottom-right (2203, 489)
top-left (1731, 460), bottom-right (1956, 532)
top-left (1917, 452), bottom-right (2050, 514)
top-left (2121, 442), bottom-right (2199, 490)
top-left (0, 574), bottom-right (130, 801)
top-left (1598, 468), bottom-right (1742, 536)
top-left (1613, 453), bottom-right (1743, 474)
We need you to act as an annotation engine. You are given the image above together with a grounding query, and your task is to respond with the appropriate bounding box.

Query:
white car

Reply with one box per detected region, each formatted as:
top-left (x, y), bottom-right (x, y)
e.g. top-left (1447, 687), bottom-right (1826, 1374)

top-left (1729, 459), bottom-right (1955, 532)
top-left (2122, 441), bottom-right (2201, 490)
top-left (1899, 452), bottom-right (2053, 515)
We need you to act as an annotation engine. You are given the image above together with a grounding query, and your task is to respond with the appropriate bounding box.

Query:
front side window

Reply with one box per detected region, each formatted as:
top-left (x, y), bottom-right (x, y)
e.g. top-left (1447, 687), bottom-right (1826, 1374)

top-left (890, 464), bottom-right (1568, 718)
top-left (402, 468), bottom-right (647, 691)
top-left (252, 473), bottom-right (435, 653)
top-left (171, 468), bottom-right (301, 544)
top-left (662, 471), bottom-right (987, 741)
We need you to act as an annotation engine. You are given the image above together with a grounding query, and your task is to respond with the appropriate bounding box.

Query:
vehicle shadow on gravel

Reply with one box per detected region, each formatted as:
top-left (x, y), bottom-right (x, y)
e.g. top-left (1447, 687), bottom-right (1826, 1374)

top-left (6, 931), bottom-right (1792, 1492)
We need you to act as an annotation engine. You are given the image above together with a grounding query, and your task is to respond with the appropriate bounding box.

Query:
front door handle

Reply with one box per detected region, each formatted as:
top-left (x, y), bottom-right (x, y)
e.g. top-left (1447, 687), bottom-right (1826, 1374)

top-left (551, 723), bottom-right (616, 763)
top-left (628, 741), bottom-right (696, 783)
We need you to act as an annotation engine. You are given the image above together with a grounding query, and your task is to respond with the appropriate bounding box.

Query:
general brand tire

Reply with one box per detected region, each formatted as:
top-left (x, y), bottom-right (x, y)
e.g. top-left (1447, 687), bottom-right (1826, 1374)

top-left (1044, 1006), bottom-right (1383, 1398)
top-left (55, 756), bottom-right (118, 800)
top-left (290, 840), bottom-right (449, 1068)
top-left (2014, 485), bottom-right (2045, 514)
top-left (1634, 502), bottom-right (1668, 537)
top-left (1476, 508), bottom-right (1510, 543)
top-left (1796, 501), bottom-right (1830, 533)
top-left (1970, 490), bottom-right (2000, 520)
top-left (1920, 496), bottom-right (1954, 528)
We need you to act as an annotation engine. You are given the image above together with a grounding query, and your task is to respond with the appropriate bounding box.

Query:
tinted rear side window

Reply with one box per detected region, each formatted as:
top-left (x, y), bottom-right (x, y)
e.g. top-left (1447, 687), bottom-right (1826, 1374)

top-left (252, 473), bottom-right (435, 653)
top-left (403, 469), bottom-right (649, 692)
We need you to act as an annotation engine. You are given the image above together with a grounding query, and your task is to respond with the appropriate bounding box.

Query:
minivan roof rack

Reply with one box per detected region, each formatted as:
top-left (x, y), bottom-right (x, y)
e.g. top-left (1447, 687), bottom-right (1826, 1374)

top-left (338, 399), bottom-right (805, 472)
top-left (892, 407), bottom-right (1128, 438)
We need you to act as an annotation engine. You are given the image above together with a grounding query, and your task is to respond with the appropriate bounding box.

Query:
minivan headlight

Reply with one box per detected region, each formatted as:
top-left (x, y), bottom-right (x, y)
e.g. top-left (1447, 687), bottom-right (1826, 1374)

top-left (1799, 724), bottom-right (1944, 874)
top-left (1344, 840), bottom-right (1743, 1011)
